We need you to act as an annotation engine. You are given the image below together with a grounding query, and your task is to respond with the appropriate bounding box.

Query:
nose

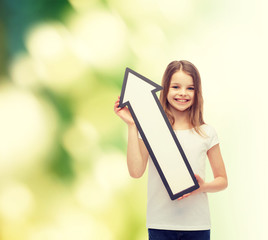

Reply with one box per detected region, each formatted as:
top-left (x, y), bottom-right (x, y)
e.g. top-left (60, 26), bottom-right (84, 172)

top-left (178, 88), bottom-right (186, 96)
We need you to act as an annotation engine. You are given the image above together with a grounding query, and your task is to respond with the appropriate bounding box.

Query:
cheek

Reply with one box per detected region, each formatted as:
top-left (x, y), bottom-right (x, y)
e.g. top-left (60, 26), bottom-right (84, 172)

top-left (190, 92), bottom-right (195, 104)
top-left (166, 92), bottom-right (174, 106)
top-left (167, 90), bottom-right (172, 100)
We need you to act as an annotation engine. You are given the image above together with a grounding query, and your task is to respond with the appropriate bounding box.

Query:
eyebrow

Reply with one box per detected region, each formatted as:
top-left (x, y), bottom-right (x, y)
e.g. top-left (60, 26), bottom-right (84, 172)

top-left (170, 82), bottom-right (194, 87)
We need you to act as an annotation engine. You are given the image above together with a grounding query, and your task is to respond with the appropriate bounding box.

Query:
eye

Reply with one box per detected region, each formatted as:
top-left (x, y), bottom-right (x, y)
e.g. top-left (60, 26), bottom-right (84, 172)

top-left (171, 85), bottom-right (179, 89)
top-left (188, 87), bottom-right (195, 90)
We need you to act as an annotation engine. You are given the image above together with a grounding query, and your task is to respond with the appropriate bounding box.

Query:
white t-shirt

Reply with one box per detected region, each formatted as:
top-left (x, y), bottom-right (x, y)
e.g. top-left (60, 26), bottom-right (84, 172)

top-left (141, 124), bottom-right (219, 231)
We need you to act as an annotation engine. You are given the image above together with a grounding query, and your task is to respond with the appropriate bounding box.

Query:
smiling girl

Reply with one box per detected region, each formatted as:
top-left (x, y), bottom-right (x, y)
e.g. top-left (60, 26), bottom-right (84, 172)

top-left (114, 60), bottom-right (228, 240)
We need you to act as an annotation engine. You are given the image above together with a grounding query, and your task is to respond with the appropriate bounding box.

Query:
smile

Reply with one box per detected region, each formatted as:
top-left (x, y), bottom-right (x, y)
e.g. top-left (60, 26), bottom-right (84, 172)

top-left (174, 98), bottom-right (189, 103)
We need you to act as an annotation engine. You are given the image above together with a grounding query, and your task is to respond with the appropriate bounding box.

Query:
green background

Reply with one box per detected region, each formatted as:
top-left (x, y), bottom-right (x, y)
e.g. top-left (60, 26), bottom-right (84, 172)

top-left (0, 0), bottom-right (267, 239)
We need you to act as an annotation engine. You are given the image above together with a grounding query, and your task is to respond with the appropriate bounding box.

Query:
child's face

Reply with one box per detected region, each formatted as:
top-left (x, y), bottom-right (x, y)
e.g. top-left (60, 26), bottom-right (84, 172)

top-left (167, 70), bottom-right (195, 113)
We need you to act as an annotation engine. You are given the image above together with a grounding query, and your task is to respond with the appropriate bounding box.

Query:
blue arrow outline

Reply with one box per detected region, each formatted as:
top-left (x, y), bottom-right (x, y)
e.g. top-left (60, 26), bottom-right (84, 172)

top-left (119, 67), bottom-right (199, 200)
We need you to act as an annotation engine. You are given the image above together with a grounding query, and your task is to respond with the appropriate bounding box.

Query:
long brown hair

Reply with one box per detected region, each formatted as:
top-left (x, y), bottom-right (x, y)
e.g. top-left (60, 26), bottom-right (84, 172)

top-left (159, 60), bottom-right (205, 135)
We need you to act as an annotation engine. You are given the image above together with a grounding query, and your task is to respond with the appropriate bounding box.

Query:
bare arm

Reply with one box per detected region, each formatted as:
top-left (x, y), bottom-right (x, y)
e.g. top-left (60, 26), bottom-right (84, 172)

top-left (203, 143), bottom-right (228, 192)
top-left (178, 143), bottom-right (227, 200)
top-left (127, 124), bottom-right (149, 178)
top-left (114, 97), bottom-right (149, 178)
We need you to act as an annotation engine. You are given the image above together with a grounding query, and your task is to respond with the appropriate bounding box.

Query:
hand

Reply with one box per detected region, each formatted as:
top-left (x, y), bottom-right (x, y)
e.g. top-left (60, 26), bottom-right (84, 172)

top-left (114, 96), bottom-right (135, 125)
top-left (177, 174), bottom-right (206, 201)
top-left (192, 174), bottom-right (205, 194)
top-left (177, 193), bottom-right (191, 201)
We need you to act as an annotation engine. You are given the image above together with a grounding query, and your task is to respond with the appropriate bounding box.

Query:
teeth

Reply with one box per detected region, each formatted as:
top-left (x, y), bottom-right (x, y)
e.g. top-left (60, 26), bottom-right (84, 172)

top-left (175, 99), bottom-right (188, 102)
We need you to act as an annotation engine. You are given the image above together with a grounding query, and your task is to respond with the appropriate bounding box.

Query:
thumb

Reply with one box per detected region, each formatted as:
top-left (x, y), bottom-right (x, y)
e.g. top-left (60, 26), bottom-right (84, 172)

top-left (194, 174), bottom-right (203, 183)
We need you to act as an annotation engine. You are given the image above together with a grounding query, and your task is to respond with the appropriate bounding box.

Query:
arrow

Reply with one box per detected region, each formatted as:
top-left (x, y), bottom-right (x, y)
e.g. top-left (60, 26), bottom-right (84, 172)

top-left (119, 67), bottom-right (199, 200)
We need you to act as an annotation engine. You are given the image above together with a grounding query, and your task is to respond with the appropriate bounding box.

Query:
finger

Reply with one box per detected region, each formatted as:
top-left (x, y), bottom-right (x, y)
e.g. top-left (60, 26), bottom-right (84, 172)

top-left (183, 193), bottom-right (191, 198)
top-left (115, 99), bottom-right (121, 106)
top-left (114, 105), bottom-right (121, 112)
top-left (114, 102), bottom-right (120, 112)
top-left (194, 174), bottom-right (204, 185)
top-left (194, 174), bottom-right (201, 181)
top-left (114, 104), bottom-right (124, 113)
top-left (178, 193), bottom-right (191, 201)
top-left (114, 102), bottom-right (120, 109)
top-left (115, 103), bottom-right (122, 110)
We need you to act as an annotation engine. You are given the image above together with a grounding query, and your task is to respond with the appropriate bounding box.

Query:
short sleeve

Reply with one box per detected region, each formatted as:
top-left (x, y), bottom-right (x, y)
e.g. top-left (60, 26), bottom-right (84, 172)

top-left (206, 125), bottom-right (219, 150)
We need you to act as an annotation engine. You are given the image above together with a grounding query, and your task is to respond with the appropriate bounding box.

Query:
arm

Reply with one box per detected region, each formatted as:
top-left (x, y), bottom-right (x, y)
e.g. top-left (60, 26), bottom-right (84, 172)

top-left (114, 97), bottom-right (149, 178)
top-left (178, 143), bottom-right (227, 200)
top-left (202, 143), bottom-right (228, 192)
top-left (127, 125), bottom-right (149, 178)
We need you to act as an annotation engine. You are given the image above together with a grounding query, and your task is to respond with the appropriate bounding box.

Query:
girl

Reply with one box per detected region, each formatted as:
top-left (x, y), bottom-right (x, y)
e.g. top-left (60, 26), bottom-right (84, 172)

top-left (114, 60), bottom-right (228, 240)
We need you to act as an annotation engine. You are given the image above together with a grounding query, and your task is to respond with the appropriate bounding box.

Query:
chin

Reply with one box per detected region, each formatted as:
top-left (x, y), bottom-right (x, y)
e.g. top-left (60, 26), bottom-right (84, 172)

top-left (179, 108), bottom-right (191, 112)
top-left (172, 106), bottom-right (191, 112)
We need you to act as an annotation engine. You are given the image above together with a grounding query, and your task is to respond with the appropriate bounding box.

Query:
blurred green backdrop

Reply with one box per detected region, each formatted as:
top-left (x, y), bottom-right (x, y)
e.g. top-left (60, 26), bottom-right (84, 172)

top-left (0, 0), bottom-right (268, 239)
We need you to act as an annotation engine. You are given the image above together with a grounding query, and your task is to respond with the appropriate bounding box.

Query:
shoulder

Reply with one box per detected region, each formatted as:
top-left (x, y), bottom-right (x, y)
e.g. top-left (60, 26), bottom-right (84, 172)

top-left (200, 124), bottom-right (218, 137)
top-left (200, 124), bottom-right (219, 150)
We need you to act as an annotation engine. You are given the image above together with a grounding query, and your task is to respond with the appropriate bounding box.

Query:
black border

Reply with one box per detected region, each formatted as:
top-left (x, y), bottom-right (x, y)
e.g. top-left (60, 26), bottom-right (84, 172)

top-left (119, 67), bottom-right (199, 200)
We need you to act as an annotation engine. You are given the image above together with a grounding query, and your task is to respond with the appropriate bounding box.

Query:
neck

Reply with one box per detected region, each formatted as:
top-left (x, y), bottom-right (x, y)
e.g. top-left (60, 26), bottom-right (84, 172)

top-left (170, 108), bottom-right (192, 130)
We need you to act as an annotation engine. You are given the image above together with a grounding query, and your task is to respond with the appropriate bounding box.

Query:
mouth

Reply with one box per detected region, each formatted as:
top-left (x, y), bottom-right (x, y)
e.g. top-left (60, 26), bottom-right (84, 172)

top-left (174, 98), bottom-right (190, 103)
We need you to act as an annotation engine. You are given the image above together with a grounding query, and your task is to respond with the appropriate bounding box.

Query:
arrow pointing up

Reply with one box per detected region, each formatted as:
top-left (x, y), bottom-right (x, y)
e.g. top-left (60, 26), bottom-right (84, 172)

top-left (119, 67), bottom-right (199, 200)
